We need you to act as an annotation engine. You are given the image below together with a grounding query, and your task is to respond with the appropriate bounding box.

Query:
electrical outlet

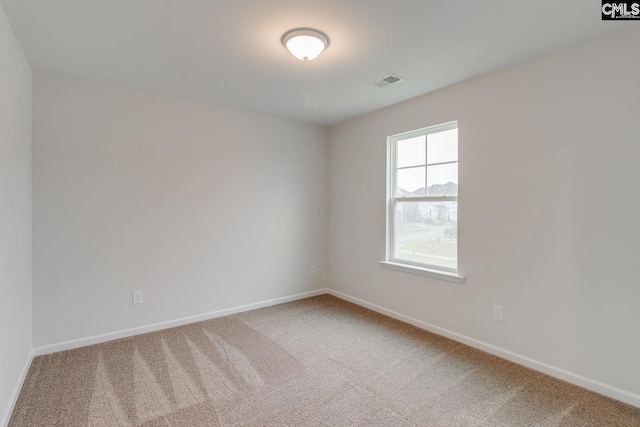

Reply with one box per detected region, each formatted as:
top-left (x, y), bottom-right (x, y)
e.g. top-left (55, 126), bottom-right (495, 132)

top-left (310, 265), bottom-right (317, 275)
top-left (492, 304), bottom-right (503, 322)
top-left (132, 290), bottom-right (143, 305)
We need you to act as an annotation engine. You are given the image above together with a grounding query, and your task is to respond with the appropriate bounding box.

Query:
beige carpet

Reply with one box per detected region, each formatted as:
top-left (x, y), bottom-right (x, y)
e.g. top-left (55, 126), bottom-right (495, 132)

top-left (9, 295), bottom-right (640, 426)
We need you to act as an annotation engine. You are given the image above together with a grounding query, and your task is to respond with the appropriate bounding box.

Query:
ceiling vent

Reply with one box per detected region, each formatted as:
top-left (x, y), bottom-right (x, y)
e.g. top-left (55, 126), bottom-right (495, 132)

top-left (371, 74), bottom-right (405, 88)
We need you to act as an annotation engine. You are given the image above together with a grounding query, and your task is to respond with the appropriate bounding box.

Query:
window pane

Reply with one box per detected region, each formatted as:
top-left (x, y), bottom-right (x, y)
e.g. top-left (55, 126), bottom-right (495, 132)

top-left (427, 128), bottom-right (458, 164)
top-left (426, 163), bottom-right (457, 196)
top-left (397, 135), bottom-right (426, 168)
top-left (394, 201), bottom-right (457, 269)
top-left (396, 166), bottom-right (425, 196)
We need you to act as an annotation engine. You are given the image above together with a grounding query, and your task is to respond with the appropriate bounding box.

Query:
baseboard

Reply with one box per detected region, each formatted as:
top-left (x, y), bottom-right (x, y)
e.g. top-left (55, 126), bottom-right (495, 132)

top-left (2, 348), bottom-right (34, 427)
top-left (326, 288), bottom-right (640, 409)
top-left (34, 288), bottom-right (329, 356)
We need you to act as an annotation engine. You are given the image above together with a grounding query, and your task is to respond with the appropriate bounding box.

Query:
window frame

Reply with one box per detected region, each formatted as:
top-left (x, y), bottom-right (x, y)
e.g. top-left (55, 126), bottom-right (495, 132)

top-left (382, 121), bottom-right (465, 283)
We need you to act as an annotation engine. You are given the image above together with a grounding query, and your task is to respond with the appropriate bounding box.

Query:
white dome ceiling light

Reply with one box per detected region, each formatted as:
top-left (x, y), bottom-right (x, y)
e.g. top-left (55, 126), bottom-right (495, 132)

top-left (281, 28), bottom-right (330, 61)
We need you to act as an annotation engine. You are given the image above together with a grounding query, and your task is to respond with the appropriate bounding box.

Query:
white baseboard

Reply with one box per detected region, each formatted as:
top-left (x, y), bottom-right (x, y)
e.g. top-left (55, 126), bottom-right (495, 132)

top-left (326, 288), bottom-right (640, 409)
top-left (34, 288), bottom-right (329, 356)
top-left (2, 348), bottom-right (34, 427)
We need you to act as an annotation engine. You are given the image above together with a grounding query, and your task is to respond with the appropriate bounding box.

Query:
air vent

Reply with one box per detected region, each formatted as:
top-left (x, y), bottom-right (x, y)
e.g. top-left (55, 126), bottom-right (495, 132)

top-left (371, 74), bottom-right (405, 88)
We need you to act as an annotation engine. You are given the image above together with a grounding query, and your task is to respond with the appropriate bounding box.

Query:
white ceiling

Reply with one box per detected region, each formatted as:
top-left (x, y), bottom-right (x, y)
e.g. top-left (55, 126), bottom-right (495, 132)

top-left (1, 1), bottom-right (627, 126)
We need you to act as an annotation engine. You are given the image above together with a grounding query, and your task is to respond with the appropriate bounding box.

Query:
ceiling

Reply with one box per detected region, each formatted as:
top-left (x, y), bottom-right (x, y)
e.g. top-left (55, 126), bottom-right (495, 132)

top-left (0, 1), bottom-right (626, 126)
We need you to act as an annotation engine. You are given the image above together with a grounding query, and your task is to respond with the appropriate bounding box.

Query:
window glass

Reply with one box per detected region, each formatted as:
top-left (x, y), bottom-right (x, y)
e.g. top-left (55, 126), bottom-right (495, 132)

top-left (427, 128), bottom-right (457, 164)
top-left (397, 135), bottom-right (426, 168)
top-left (396, 166), bottom-right (425, 196)
top-left (394, 200), bottom-right (458, 270)
top-left (426, 163), bottom-right (458, 196)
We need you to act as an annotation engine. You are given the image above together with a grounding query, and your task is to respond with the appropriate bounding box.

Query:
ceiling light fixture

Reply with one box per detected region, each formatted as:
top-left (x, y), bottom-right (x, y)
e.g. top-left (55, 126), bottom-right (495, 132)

top-left (281, 28), bottom-right (330, 61)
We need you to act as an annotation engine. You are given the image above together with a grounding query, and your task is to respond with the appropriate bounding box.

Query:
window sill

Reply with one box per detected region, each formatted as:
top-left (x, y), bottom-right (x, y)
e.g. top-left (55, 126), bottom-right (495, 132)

top-left (379, 261), bottom-right (466, 284)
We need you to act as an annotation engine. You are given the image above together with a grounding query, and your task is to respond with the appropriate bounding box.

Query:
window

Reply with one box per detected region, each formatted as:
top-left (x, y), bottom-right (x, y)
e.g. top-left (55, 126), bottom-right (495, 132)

top-left (382, 121), bottom-right (463, 283)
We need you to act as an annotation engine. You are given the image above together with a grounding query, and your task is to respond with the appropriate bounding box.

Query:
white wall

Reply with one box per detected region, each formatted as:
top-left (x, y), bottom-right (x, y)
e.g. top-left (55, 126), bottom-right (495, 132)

top-left (328, 28), bottom-right (640, 400)
top-left (33, 73), bottom-right (327, 347)
top-left (0, 3), bottom-right (32, 425)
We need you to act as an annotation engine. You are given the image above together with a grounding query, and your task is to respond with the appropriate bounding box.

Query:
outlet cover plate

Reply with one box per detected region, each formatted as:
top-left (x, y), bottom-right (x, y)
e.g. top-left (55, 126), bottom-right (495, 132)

top-left (132, 290), bottom-right (143, 305)
top-left (492, 304), bottom-right (503, 322)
